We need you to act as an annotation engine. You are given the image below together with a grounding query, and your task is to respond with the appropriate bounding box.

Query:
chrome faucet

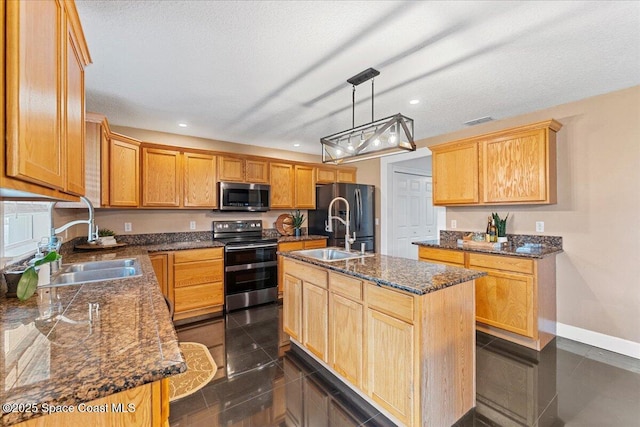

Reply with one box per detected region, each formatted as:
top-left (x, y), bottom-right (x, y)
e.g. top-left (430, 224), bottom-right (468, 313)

top-left (49, 196), bottom-right (98, 243)
top-left (325, 197), bottom-right (357, 251)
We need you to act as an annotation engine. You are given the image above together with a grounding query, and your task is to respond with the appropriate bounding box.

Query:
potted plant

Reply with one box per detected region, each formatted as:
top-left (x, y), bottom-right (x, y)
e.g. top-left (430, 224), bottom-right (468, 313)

top-left (291, 210), bottom-right (305, 237)
top-left (492, 212), bottom-right (509, 243)
top-left (16, 251), bottom-right (61, 301)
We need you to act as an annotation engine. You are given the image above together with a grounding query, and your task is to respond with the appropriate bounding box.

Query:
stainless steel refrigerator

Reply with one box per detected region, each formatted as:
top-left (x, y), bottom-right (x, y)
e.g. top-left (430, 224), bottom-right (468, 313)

top-left (308, 183), bottom-right (375, 252)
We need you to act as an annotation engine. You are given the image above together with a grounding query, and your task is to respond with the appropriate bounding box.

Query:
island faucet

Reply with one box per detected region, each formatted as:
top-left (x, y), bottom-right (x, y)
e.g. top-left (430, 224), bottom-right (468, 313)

top-left (49, 196), bottom-right (98, 244)
top-left (325, 197), bottom-right (357, 251)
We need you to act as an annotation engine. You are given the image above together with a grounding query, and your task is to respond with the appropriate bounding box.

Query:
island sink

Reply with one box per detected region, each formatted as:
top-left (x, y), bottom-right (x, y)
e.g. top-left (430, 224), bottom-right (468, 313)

top-left (294, 247), bottom-right (372, 262)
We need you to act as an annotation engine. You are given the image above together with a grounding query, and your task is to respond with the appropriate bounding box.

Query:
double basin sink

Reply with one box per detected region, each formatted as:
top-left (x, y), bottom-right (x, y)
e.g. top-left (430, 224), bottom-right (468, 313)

top-left (293, 247), bottom-right (373, 262)
top-left (44, 258), bottom-right (142, 287)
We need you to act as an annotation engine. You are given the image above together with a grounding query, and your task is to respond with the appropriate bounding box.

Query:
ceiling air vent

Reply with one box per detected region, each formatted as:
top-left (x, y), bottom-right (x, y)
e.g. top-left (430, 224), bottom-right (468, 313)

top-left (464, 116), bottom-right (494, 126)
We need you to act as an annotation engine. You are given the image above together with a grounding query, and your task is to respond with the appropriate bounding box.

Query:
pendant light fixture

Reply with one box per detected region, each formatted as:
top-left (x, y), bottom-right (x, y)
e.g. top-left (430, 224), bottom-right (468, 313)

top-left (321, 67), bottom-right (415, 164)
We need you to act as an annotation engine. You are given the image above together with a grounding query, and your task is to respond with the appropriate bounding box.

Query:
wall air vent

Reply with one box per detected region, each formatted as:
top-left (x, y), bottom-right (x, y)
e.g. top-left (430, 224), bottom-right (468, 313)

top-left (464, 116), bottom-right (494, 126)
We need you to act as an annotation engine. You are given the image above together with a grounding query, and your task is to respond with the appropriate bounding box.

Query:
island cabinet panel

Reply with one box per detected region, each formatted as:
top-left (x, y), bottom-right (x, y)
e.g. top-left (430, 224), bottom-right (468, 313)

top-left (302, 281), bottom-right (329, 361)
top-left (329, 293), bottom-right (363, 388)
top-left (366, 308), bottom-right (414, 424)
top-left (283, 273), bottom-right (302, 341)
top-left (278, 239), bottom-right (327, 297)
top-left (183, 152), bottom-right (217, 207)
top-left (432, 142), bottom-right (479, 205)
top-left (170, 248), bottom-right (224, 320)
top-left (142, 147), bottom-right (182, 207)
top-left (109, 134), bottom-right (140, 207)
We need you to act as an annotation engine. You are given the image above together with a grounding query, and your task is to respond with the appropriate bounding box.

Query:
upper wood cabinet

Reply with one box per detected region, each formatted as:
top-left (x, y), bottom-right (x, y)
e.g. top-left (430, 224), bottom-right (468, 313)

top-left (431, 120), bottom-right (562, 206)
top-left (316, 165), bottom-right (357, 184)
top-left (2, 0), bottom-right (91, 200)
top-left (270, 162), bottom-right (295, 208)
top-left (294, 165), bottom-right (316, 209)
top-left (109, 133), bottom-right (140, 207)
top-left (142, 147), bottom-right (182, 207)
top-left (183, 151), bottom-right (217, 208)
top-left (218, 155), bottom-right (269, 183)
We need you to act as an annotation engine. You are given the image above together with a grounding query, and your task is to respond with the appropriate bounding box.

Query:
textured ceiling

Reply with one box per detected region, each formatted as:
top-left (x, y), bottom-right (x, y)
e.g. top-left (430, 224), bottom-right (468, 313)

top-left (76, 1), bottom-right (640, 155)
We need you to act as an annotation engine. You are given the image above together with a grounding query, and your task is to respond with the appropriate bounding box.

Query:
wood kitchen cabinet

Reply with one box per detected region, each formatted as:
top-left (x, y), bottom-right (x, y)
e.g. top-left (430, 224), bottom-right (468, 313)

top-left (270, 162), bottom-right (295, 208)
top-left (277, 239), bottom-right (327, 297)
top-left (149, 253), bottom-right (169, 297)
top-left (217, 155), bottom-right (268, 183)
top-left (170, 247), bottom-right (224, 321)
top-left (430, 120), bottom-right (562, 206)
top-left (142, 147), bottom-right (182, 207)
top-left (418, 247), bottom-right (557, 350)
top-left (316, 165), bottom-right (357, 184)
top-left (183, 151), bottom-right (217, 207)
top-left (328, 272), bottom-right (364, 388)
top-left (302, 280), bottom-right (328, 361)
top-left (294, 165), bottom-right (316, 209)
top-left (2, 0), bottom-right (91, 200)
top-left (283, 273), bottom-right (303, 342)
top-left (108, 133), bottom-right (141, 207)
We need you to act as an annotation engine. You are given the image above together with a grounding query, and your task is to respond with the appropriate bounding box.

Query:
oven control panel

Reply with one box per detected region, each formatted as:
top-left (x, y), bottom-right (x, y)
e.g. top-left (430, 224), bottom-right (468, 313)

top-left (213, 220), bottom-right (262, 232)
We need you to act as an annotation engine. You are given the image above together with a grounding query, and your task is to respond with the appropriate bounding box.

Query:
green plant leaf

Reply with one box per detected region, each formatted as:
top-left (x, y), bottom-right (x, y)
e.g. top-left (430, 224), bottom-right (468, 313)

top-left (16, 267), bottom-right (39, 301)
top-left (33, 251), bottom-right (60, 267)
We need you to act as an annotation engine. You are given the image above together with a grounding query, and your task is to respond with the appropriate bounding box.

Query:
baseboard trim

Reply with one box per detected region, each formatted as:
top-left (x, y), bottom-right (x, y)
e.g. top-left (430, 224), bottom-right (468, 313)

top-left (556, 322), bottom-right (640, 359)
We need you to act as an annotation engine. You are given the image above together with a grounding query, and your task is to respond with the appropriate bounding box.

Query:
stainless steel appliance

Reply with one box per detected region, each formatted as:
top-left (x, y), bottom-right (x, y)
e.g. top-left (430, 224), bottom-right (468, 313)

top-left (218, 182), bottom-right (270, 212)
top-left (308, 183), bottom-right (376, 251)
top-left (213, 220), bottom-right (278, 311)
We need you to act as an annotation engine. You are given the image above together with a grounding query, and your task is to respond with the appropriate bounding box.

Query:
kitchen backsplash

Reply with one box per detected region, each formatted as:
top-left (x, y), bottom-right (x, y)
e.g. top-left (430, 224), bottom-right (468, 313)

top-left (439, 230), bottom-right (563, 250)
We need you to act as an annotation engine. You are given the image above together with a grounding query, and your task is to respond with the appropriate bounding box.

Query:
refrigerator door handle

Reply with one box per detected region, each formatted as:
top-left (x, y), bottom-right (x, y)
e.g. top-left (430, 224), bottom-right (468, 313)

top-left (355, 188), bottom-right (362, 232)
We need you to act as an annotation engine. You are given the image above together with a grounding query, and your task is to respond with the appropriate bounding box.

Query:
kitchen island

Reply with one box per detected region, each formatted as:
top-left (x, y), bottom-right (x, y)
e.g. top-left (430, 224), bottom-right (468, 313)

top-left (0, 247), bottom-right (185, 426)
top-left (279, 250), bottom-right (486, 427)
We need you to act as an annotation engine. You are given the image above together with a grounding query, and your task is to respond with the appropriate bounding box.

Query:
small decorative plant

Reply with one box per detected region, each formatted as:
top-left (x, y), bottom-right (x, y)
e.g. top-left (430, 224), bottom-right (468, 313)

top-left (17, 251), bottom-right (61, 301)
top-left (492, 212), bottom-right (509, 238)
top-left (291, 210), bottom-right (305, 230)
top-left (98, 228), bottom-right (116, 237)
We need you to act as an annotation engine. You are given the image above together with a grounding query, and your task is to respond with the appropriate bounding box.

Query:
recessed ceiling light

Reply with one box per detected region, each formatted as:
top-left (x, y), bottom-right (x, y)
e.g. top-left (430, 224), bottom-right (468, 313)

top-left (178, 123), bottom-right (188, 127)
top-left (293, 143), bottom-right (300, 147)
top-left (409, 99), bottom-right (420, 105)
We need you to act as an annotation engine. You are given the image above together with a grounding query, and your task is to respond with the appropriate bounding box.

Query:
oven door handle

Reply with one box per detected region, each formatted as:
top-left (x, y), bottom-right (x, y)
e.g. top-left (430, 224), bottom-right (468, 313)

top-left (225, 261), bottom-right (278, 272)
top-left (225, 243), bottom-right (278, 251)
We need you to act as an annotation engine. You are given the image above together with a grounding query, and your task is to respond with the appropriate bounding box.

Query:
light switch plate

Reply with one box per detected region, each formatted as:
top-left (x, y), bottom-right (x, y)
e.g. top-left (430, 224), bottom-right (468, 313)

top-left (190, 221), bottom-right (196, 230)
top-left (451, 220), bottom-right (457, 229)
top-left (536, 221), bottom-right (544, 233)
top-left (124, 222), bottom-right (132, 232)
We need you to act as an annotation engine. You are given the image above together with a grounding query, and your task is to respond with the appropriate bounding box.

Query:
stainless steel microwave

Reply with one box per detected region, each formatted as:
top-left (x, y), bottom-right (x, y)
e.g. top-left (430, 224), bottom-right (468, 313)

top-left (218, 182), bottom-right (270, 212)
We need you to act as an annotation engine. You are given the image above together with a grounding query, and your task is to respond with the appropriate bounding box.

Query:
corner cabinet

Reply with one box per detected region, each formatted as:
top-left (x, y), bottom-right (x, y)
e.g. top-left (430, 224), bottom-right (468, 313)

top-left (431, 120), bottom-right (562, 206)
top-left (2, 0), bottom-right (91, 200)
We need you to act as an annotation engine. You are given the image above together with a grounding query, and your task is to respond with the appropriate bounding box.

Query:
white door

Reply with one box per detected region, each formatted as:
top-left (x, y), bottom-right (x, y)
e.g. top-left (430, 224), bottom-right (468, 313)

top-left (391, 172), bottom-right (437, 259)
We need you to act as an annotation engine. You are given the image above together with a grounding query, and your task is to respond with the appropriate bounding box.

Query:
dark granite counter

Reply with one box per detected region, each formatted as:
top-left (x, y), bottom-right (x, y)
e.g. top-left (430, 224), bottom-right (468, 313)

top-left (277, 235), bottom-right (329, 243)
top-left (279, 250), bottom-right (486, 296)
top-left (413, 237), bottom-right (563, 259)
top-left (145, 240), bottom-right (225, 252)
top-left (0, 247), bottom-right (186, 426)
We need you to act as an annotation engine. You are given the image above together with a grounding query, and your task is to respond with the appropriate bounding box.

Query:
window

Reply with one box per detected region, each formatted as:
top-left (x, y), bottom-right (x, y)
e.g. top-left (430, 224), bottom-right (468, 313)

top-left (2, 201), bottom-right (51, 263)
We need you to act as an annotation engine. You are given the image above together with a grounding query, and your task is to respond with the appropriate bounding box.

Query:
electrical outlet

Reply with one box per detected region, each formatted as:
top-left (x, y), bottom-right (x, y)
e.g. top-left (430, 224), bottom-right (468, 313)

top-left (536, 221), bottom-right (544, 233)
top-left (124, 222), bottom-right (132, 232)
top-left (450, 220), bottom-right (457, 229)
top-left (190, 221), bottom-right (196, 230)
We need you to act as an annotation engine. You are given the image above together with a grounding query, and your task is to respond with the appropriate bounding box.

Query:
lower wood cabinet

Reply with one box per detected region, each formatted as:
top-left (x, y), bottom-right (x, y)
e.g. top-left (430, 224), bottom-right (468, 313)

top-left (14, 379), bottom-right (169, 427)
top-left (282, 257), bottom-right (476, 426)
top-left (277, 239), bottom-right (327, 297)
top-left (418, 246), bottom-right (557, 350)
top-left (149, 248), bottom-right (225, 322)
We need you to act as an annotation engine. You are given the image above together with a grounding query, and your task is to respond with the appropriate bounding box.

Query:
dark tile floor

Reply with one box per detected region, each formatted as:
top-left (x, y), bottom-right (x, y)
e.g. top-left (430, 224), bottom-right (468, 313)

top-left (170, 303), bottom-right (640, 426)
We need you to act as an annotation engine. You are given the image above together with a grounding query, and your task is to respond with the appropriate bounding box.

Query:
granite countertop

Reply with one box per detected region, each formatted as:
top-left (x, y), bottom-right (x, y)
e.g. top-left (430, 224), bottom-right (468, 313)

top-left (279, 250), bottom-right (486, 296)
top-left (144, 239), bottom-right (225, 252)
top-left (412, 239), bottom-right (563, 258)
top-left (0, 247), bottom-right (186, 426)
top-left (277, 235), bottom-right (329, 243)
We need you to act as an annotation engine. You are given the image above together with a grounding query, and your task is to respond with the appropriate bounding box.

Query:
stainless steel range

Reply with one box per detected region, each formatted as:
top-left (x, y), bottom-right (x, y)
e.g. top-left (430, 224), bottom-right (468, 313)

top-left (213, 220), bottom-right (278, 311)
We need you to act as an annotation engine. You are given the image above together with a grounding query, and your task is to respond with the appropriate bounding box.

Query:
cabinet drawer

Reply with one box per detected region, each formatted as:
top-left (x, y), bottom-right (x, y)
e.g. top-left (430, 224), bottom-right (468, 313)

top-left (174, 259), bottom-right (223, 287)
top-left (283, 259), bottom-right (327, 288)
top-left (469, 253), bottom-right (533, 274)
top-left (279, 241), bottom-right (305, 252)
top-left (329, 272), bottom-right (363, 301)
top-left (418, 247), bottom-right (465, 265)
top-left (175, 282), bottom-right (223, 312)
top-left (173, 247), bottom-right (223, 263)
top-left (304, 239), bottom-right (327, 249)
top-left (367, 284), bottom-right (414, 323)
